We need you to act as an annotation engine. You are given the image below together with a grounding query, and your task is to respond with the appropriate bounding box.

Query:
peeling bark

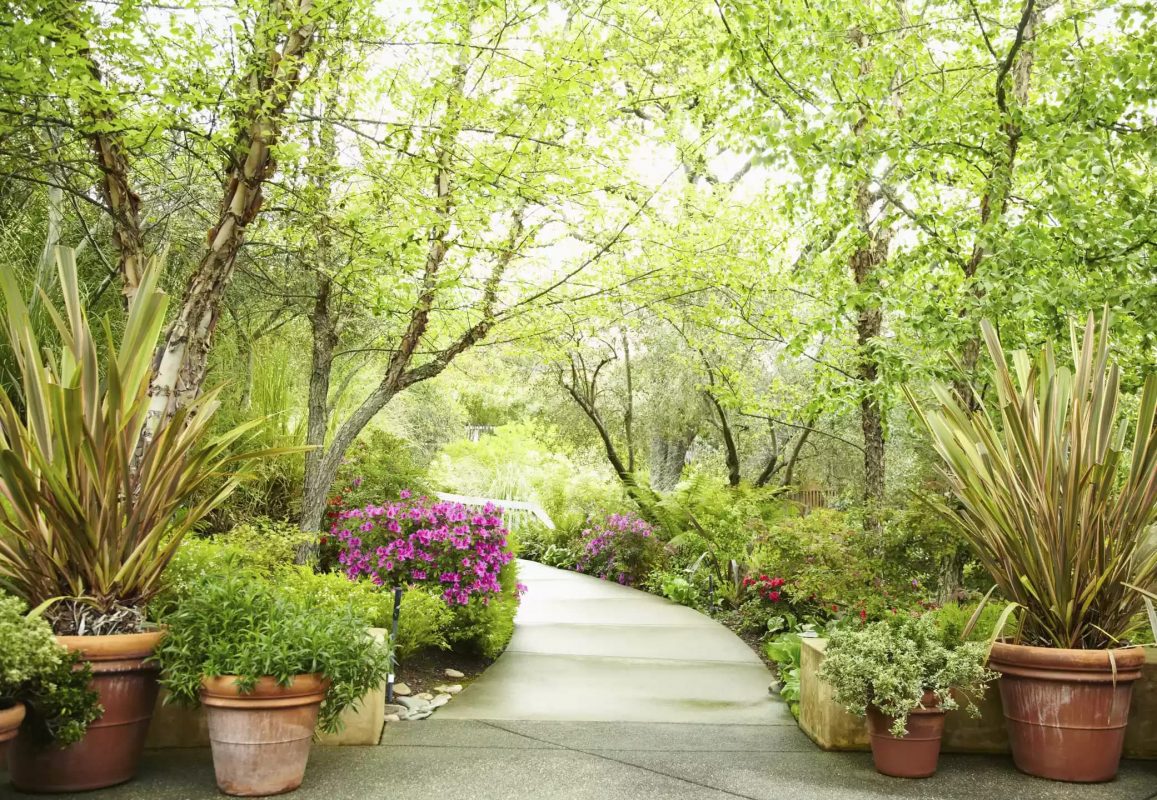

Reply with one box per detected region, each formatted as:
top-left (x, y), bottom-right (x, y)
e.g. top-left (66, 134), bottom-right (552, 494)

top-left (146, 0), bottom-right (322, 438)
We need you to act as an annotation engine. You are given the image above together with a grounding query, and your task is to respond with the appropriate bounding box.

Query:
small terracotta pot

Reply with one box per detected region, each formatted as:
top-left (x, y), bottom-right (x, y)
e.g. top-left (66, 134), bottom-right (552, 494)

top-left (9, 630), bottom-right (163, 793)
top-left (865, 692), bottom-right (946, 778)
top-left (0, 701), bottom-right (27, 766)
top-left (200, 674), bottom-right (329, 797)
top-left (989, 641), bottom-right (1145, 783)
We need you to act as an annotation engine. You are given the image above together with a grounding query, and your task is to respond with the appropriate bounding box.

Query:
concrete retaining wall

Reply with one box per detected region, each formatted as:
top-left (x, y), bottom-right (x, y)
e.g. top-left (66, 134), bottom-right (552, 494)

top-left (799, 638), bottom-right (1156, 759)
top-left (146, 628), bottom-right (388, 748)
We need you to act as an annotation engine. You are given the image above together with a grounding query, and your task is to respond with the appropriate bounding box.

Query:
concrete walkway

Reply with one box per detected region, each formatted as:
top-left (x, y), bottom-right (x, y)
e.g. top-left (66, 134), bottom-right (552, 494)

top-left (12, 561), bottom-right (1156, 799)
top-left (437, 559), bottom-right (790, 724)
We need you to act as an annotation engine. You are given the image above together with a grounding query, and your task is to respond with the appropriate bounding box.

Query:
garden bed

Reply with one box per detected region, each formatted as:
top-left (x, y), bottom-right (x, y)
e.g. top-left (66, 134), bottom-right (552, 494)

top-left (799, 638), bottom-right (1157, 759)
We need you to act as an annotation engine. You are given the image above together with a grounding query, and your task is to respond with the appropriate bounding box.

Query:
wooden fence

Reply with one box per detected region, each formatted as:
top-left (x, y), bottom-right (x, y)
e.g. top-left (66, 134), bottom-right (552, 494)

top-left (785, 488), bottom-right (827, 514)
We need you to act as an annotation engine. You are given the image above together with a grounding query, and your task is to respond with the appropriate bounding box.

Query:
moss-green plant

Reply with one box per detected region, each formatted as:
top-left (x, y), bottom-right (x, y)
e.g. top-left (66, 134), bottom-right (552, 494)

top-left (0, 594), bottom-right (100, 744)
top-left (818, 615), bottom-right (995, 736)
top-left (154, 571), bottom-right (392, 733)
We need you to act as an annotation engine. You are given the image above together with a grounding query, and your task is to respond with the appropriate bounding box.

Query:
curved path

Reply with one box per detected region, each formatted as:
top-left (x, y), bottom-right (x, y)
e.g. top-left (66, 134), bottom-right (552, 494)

top-left (50, 560), bottom-right (1156, 799)
top-left (439, 560), bottom-right (790, 724)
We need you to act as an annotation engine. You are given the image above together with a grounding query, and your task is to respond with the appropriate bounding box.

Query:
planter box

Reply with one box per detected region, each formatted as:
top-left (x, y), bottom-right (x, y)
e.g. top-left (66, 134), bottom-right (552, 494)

top-left (146, 628), bottom-right (388, 748)
top-left (800, 638), bottom-right (1155, 759)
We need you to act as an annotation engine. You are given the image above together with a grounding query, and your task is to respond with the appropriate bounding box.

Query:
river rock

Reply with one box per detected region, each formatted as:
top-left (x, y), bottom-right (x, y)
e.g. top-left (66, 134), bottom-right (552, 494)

top-left (444, 668), bottom-right (465, 679)
top-left (433, 684), bottom-right (462, 695)
top-left (430, 693), bottom-right (452, 708)
top-left (393, 682), bottom-right (412, 696)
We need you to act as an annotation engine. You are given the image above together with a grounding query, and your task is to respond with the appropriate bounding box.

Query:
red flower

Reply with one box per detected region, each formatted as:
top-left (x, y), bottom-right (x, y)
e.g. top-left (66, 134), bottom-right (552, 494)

top-left (859, 608), bottom-right (867, 621)
top-left (769, 591), bottom-right (781, 602)
top-left (831, 604), bottom-right (838, 612)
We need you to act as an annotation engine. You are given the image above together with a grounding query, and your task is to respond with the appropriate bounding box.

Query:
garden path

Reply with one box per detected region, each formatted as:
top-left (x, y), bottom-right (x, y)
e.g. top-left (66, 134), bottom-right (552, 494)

top-left (22, 561), bottom-right (1156, 799)
top-left (436, 559), bottom-right (790, 724)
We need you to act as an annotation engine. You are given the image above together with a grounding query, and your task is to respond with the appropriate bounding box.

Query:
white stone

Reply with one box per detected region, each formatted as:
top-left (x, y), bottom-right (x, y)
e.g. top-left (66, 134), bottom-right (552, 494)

top-left (392, 682), bottom-right (412, 696)
top-left (444, 668), bottom-right (465, 679)
top-left (416, 692), bottom-right (434, 701)
top-left (433, 684), bottom-right (462, 695)
top-left (383, 714), bottom-right (401, 723)
top-left (430, 694), bottom-right (452, 708)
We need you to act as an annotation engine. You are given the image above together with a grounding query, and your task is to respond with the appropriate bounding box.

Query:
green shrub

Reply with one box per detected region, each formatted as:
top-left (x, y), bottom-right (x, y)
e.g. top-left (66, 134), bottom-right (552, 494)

top-left (395, 588), bottom-right (453, 659)
top-left (216, 518), bottom-right (313, 572)
top-left (276, 567), bottom-right (394, 629)
top-left (445, 561), bottom-right (520, 660)
top-left (655, 572), bottom-right (703, 609)
top-left (0, 594), bottom-right (101, 745)
top-left (765, 633), bottom-right (803, 718)
top-left (750, 509), bottom-right (928, 622)
top-left (818, 614), bottom-right (995, 736)
top-left (155, 570), bottom-right (392, 733)
top-left (331, 429), bottom-right (432, 512)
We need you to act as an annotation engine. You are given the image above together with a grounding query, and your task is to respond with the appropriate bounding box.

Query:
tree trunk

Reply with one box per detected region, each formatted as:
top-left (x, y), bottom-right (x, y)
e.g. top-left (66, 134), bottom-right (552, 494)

top-left (649, 430), bottom-right (694, 492)
top-left (952, 0), bottom-right (1039, 407)
top-left (851, 184), bottom-right (889, 525)
top-left (145, 0), bottom-right (322, 435)
top-left (300, 275), bottom-right (338, 533)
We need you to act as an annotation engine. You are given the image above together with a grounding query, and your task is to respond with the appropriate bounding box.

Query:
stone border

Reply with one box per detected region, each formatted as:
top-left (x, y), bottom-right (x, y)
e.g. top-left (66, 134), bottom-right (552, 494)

top-left (799, 638), bottom-right (1156, 759)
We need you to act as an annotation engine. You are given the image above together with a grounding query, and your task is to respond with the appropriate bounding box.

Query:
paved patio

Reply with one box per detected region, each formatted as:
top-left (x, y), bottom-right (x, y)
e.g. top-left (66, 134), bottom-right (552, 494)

top-left (5, 561), bottom-right (1155, 799)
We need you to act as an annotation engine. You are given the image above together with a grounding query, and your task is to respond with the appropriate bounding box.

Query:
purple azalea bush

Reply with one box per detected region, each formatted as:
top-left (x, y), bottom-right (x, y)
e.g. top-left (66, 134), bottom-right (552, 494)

top-left (575, 512), bottom-right (660, 586)
top-left (333, 491), bottom-right (516, 605)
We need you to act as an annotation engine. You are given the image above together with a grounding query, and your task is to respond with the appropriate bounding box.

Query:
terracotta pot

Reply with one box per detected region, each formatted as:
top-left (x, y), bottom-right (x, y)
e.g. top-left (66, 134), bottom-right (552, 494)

top-left (989, 641), bottom-right (1146, 783)
top-left (865, 692), bottom-right (946, 778)
top-left (0, 701), bottom-right (27, 767)
top-left (200, 674), bottom-right (329, 797)
top-left (9, 630), bottom-right (162, 793)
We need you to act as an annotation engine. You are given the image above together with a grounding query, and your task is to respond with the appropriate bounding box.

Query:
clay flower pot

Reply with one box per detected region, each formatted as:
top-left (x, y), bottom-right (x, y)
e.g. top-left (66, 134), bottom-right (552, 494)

top-left (9, 630), bottom-right (163, 793)
top-left (0, 701), bottom-right (26, 766)
top-left (200, 673), bottom-right (329, 797)
top-left (865, 692), bottom-right (946, 778)
top-left (989, 641), bottom-right (1146, 782)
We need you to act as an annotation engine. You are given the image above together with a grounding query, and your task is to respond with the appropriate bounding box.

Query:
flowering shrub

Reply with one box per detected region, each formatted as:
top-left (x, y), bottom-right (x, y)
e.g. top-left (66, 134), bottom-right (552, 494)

top-left (333, 492), bottom-right (516, 605)
top-left (743, 574), bottom-right (787, 603)
top-left (575, 513), bottom-right (660, 586)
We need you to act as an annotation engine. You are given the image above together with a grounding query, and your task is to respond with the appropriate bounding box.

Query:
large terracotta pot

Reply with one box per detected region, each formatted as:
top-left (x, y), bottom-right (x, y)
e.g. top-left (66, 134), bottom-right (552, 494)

top-left (200, 673), bottom-right (329, 797)
top-left (989, 641), bottom-right (1146, 782)
top-left (864, 692), bottom-right (946, 778)
top-left (9, 630), bottom-right (162, 793)
top-left (0, 701), bottom-right (27, 766)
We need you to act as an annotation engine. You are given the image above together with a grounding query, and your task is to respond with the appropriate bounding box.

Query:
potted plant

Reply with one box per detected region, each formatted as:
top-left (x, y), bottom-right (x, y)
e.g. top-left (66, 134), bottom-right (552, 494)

top-left (0, 249), bottom-right (277, 791)
top-left (155, 570), bottom-right (392, 796)
top-left (907, 311), bottom-right (1157, 782)
top-left (818, 614), bottom-right (994, 778)
top-left (0, 594), bottom-right (102, 765)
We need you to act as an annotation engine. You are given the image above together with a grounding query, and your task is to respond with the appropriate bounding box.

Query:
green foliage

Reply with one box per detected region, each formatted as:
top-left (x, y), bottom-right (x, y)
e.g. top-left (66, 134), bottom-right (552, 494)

top-left (750, 510), bottom-right (928, 622)
top-left (908, 314), bottom-right (1157, 649)
top-left (155, 570), bottom-right (392, 733)
top-left (444, 560), bottom-right (520, 661)
top-left (931, 602), bottom-right (1008, 645)
top-left (660, 477), bottom-right (787, 583)
top-left (18, 649), bottom-right (102, 746)
top-left (657, 573), bottom-right (703, 609)
top-left (395, 588), bottom-right (453, 659)
top-left (0, 250), bottom-right (280, 628)
top-left (217, 518), bottom-right (314, 574)
top-left (818, 615), bottom-right (995, 736)
top-left (0, 594), bottom-right (62, 696)
top-left (0, 593), bottom-right (101, 744)
top-left (765, 633), bottom-right (803, 718)
top-left (332, 428), bottom-right (432, 510)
